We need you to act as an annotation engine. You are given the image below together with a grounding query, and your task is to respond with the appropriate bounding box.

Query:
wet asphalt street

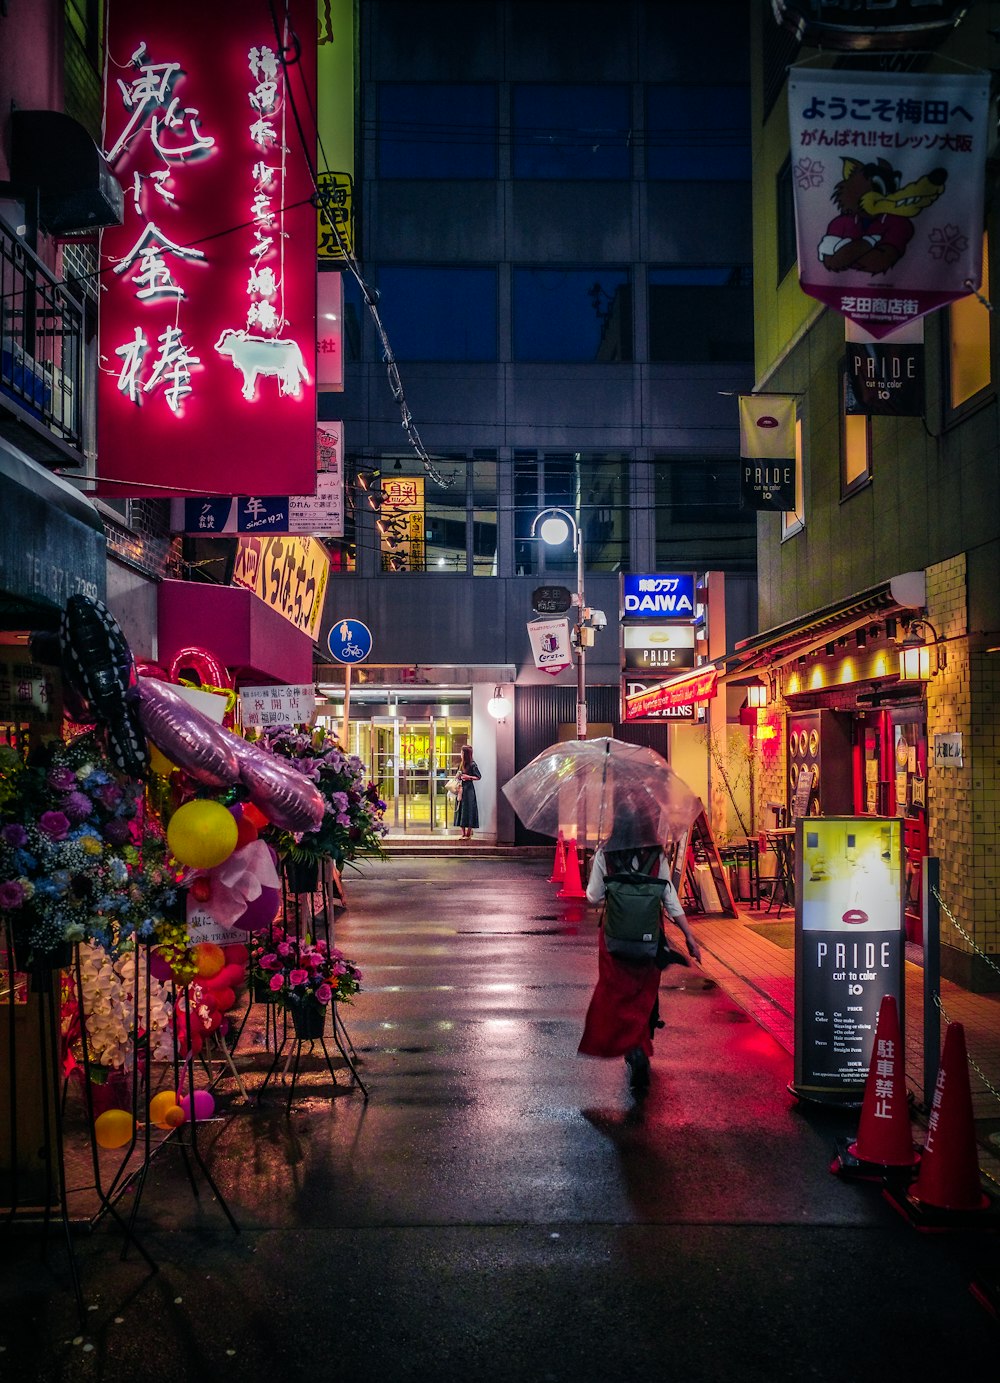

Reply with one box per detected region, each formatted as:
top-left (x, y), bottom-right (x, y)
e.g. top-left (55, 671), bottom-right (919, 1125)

top-left (1, 853), bottom-right (997, 1381)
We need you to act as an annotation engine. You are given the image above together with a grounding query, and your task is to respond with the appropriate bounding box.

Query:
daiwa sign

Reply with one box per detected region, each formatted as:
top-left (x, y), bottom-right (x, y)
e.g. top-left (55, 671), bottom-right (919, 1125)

top-left (621, 573), bottom-right (696, 620)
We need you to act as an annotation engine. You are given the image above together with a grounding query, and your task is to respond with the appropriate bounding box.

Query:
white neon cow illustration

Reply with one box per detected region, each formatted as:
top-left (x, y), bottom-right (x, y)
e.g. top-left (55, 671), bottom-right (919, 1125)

top-left (214, 330), bottom-right (310, 401)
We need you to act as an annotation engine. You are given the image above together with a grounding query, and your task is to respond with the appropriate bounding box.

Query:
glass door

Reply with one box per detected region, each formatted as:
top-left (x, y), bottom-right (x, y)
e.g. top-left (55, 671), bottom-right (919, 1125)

top-left (342, 709), bottom-right (473, 834)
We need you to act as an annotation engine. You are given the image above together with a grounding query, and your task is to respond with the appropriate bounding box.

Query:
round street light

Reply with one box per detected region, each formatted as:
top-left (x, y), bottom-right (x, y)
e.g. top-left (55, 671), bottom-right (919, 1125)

top-left (530, 506), bottom-right (587, 739)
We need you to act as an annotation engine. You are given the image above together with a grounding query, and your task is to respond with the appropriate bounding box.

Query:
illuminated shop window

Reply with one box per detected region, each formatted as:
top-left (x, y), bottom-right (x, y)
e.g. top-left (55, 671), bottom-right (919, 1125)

top-left (841, 369), bottom-right (872, 497)
top-left (948, 233), bottom-right (991, 411)
top-left (782, 416), bottom-right (805, 539)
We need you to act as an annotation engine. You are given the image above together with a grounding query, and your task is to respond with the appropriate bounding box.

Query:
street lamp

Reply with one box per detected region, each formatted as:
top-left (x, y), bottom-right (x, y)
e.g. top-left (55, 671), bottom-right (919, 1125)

top-left (530, 506), bottom-right (587, 739)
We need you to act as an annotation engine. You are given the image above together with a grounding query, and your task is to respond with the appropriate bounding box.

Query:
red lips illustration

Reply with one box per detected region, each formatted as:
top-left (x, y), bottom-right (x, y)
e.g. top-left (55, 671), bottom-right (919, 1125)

top-left (842, 909), bottom-right (868, 925)
top-left (756, 416), bottom-right (779, 428)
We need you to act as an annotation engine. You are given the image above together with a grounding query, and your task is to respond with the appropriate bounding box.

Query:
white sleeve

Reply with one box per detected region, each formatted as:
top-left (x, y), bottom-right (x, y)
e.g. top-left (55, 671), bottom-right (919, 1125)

top-left (657, 854), bottom-right (686, 921)
top-left (586, 848), bottom-right (608, 905)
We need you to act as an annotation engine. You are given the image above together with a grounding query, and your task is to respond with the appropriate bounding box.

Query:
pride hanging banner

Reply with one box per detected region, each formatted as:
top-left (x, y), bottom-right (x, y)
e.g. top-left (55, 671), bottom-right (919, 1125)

top-left (788, 67), bottom-right (990, 339)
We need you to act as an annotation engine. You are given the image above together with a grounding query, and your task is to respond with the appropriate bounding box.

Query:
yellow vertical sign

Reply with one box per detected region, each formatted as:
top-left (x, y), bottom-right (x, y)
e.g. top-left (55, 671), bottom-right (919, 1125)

top-left (317, 0), bottom-right (355, 260)
top-left (379, 476), bottom-right (425, 571)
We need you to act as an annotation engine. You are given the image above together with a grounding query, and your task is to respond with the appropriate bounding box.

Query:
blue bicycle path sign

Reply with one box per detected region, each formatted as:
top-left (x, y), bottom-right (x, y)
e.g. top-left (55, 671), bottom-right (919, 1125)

top-left (328, 617), bottom-right (373, 665)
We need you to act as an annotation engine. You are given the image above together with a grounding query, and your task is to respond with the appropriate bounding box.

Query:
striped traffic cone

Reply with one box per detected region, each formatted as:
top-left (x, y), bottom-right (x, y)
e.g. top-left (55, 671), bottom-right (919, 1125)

top-left (557, 838), bottom-right (586, 900)
top-left (884, 1020), bottom-right (993, 1228)
top-left (548, 831), bottom-right (566, 885)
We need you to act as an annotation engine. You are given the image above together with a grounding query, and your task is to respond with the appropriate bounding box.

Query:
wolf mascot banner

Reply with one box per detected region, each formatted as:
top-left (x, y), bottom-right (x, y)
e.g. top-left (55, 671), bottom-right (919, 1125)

top-left (788, 68), bottom-right (990, 339)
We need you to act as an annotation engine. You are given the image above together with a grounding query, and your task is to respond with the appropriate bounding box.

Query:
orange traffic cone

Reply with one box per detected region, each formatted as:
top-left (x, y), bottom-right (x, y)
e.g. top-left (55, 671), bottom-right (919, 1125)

top-left (557, 838), bottom-right (586, 900)
top-left (907, 1022), bottom-right (989, 1214)
top-left (844, 994), bottom-right (918, 1171)
top-left (548, 831), bottom-right (566, 885)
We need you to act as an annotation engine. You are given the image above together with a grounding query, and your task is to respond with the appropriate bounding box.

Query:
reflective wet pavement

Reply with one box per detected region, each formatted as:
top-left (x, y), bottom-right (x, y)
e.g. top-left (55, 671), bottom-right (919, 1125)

top-left (2, 854), bottom-right (997, 1380)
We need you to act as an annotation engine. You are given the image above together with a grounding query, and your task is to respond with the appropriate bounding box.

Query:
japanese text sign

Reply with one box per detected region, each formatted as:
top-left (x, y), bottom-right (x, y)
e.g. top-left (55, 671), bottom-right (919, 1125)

top-left (98, 0), bottom-right (317, 497)
top-left (232, 535), bottom-right (329, 640)
top-left (788, 68), bottom-right (990, 338)
top-left (622, 665), bottom-right (717, 720)
top-left (621, 573), bottom-right (696, 619)
top-left (239, 683), bottom-right (316, 728)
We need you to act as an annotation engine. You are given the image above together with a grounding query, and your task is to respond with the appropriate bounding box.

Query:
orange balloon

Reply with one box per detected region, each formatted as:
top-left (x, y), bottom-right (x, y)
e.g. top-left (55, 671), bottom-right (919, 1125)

top-left (163, 1105), bottom-right (185, 1128)
top-left (193, 941), bottom-right (226, 979)
top-left (94, 1109), bottom-right (134, 1150)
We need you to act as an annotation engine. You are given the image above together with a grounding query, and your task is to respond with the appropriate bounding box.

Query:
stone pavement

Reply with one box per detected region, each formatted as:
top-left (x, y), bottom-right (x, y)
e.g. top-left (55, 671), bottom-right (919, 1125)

top-left (692, 900), bottom-right (1000, 1189)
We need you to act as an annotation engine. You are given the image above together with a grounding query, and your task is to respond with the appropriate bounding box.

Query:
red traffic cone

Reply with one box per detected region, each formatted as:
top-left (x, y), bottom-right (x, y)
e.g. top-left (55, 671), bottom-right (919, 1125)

top-left (847, 994), bottom-right (918, 1169)
top-left (557, 838), bottom-right (586, 900)
top-left (548, 831), bottom-right (566, 884)
top-left (907, 1022), bottom-right (989, 1213)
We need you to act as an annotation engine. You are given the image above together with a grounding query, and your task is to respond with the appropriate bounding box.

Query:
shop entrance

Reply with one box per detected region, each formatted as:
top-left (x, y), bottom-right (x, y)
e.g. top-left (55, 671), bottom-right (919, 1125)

top-left (346, 711), bottom-right (472, 834)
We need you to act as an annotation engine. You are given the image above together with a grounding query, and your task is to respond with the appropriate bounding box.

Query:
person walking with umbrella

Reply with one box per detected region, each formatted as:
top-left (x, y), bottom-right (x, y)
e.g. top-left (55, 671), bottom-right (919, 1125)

top-left (580, 809), bottom-right (701, 1094)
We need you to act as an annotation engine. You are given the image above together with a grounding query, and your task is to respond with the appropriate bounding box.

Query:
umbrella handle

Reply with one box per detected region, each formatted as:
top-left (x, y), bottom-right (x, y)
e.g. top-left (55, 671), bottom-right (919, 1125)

top-left (595, 739), bottom-right (611, 847)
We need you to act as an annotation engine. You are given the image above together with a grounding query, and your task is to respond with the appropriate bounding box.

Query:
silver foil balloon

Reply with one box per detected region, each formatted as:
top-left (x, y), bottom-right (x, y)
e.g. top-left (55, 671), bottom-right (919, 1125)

top-left (228, 735), bottom-right (325, 833)
top-left (136, 678), bottom-right (241, 788)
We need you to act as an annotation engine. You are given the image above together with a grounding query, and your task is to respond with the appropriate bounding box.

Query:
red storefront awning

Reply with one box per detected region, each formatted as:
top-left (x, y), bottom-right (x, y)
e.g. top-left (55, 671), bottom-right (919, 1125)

top-left (623, 665), bottom-right (719, 720)
top-left (157, 580), bottom-right (315, 686)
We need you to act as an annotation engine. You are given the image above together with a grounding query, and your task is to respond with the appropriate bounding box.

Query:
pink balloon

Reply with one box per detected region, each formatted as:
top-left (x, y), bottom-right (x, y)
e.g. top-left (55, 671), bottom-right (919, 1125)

top-left (136, 678), bottom-right (240, 788)
top-left (228, 736), bottom-right (325, 833)
top-left (232, 884), bottom-right (281, 932)
top-left (179, 1089), bottom-right (215, 1122)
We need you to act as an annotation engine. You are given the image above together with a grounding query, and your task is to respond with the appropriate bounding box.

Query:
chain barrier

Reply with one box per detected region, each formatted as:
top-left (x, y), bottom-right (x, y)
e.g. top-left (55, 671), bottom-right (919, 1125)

top-left (930, 886), bottom-right (1000, 1114)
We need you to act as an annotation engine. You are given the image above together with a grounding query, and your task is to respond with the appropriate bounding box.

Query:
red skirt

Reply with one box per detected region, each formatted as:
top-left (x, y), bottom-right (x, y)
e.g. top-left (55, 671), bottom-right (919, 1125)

top-left (578, 929), bottom-right (660, 1059)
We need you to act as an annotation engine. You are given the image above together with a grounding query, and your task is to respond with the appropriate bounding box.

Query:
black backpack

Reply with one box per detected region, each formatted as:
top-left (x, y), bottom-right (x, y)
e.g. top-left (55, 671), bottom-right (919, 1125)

top-left (602, 847), bottom-right (666, 962)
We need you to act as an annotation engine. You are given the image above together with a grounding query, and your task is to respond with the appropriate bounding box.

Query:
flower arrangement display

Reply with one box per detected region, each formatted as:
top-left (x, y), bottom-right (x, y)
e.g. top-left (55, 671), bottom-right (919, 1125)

top-left (64, 941), bottom-right (175, 1071)
top-left (257, 725), bottom-right (387, 871)
top-left (249, 928), bottom-right (362, 1013)
top-left (0, 732), bottom-right (183, 966)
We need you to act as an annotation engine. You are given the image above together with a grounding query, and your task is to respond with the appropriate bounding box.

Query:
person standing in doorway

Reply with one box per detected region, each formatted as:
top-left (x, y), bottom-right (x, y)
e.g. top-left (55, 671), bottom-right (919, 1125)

top-left (454, 744), bottom-right (481, 840)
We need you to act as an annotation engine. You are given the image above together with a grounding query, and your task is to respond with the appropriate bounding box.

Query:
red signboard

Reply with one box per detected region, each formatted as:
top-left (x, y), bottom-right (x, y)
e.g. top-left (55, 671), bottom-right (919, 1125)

top-left (97, 0), bottom-right (317, 497)
top-left (623, 666), bottom-right (718, 721)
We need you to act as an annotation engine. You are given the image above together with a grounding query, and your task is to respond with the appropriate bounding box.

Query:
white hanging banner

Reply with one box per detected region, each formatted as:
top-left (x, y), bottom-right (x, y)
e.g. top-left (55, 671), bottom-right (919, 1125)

top-left (527, 618), bottom-right (572, 677)
top-left (788, 67), bottom-right (991, 338)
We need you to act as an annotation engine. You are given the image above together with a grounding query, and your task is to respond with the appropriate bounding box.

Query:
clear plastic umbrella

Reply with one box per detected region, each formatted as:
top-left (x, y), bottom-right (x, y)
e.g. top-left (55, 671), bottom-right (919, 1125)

top-left (502, 737), bottom-right (702, 852)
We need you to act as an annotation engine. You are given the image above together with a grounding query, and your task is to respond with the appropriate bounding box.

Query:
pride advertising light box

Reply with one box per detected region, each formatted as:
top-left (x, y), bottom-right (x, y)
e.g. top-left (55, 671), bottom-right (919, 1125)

top-left (792, 817), bottom-right (904, 1104)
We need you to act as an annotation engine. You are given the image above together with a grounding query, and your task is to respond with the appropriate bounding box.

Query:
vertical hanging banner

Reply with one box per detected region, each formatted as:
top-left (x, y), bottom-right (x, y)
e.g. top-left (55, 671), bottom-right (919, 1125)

top-left (316, 0), bottom-right (356, 260)
top-left (98, 0), bottom-right (317, 497)
top-left (788, 68), bottom-right (990, 339)
top-left (739, 395), bottom-right (797, 510)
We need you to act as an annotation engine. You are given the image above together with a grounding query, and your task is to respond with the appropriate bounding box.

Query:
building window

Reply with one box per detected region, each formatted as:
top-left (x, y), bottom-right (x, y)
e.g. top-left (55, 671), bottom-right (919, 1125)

top-left (782, 415), bottom-right (805, 539)
top-left (512, 85), bottom-right (631, 179)
top-left (646, 84), bottom-right (750, 181)
top-left (375, 267), bottom-right (497, 361)
top-left (366, 454), bottom-right (497, 575)
top-left (648, 266), bottom-right (752, 362)
top-left (377, 84), bottom-right (497, 178)
top-left (776, 157), bottom-right (796, 282)
top-left (947, 233), bottom-right (991, 411)
top-left (513, 453), bottom-right (628, 575)
top-left (841, 368), bottom-right (872, 498)
top-left (653, 458), bottom-right (755, 573)
top-left (513, 269), bottom-right (632, 362)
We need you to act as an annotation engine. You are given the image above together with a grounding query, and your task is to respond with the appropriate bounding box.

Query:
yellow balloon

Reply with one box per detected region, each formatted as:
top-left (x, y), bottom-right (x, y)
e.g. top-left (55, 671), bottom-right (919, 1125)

top-left (148, 742), bottom-right (176, 776)
top-left (94, 1108), bottom-right (134, 1150)
top-left (149, 1090), bottom-right (179, 1128)
top-left (166, 799), bottom-right (238, 870)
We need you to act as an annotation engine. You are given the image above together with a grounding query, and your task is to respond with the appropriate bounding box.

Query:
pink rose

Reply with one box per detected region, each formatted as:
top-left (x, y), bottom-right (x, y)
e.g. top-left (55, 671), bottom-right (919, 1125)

top-left (288, 968), bottom-right (309, 987)
top-left (268, 973), bottom-right (284, 992)
top-left (277, 942), bottom-right (293, 957)
top-left (259, 953), bottom-right (278, 970)
top-left (315, 983), bottom-right (332, 1005)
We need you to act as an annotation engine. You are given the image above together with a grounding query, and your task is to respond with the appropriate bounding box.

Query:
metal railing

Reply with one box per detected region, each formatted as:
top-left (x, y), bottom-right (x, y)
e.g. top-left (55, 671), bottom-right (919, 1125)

top-left (0, 219), bottom-right (85, 461)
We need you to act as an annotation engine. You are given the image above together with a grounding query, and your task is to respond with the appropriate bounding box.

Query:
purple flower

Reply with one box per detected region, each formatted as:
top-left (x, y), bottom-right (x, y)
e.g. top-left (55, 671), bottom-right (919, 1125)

top-left (315, 982), bottom-right (332, 1005)
top-left (102, 819), bottom-right (131, 846)
top-left (1, 823), bottom-right (28, 848)
top-left (39, 811), bottom-right (71, 841)
top-left (259, 952), bottom-right (278, 970)
top-left (94, 783), bottom-right (124, 810)
top-left (0, 880), bottom-right (25, 910)
top-left (47, 767), bottom-right (76, 792)
top-left (277, 941), bottom-right (293, 957)
top-left (62, 791), bottom-right (93, 823)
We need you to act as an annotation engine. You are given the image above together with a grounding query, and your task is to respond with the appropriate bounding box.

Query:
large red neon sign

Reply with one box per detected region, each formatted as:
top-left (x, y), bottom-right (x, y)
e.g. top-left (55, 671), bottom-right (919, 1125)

top-left (97, 0), bottom-right (317, 498)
